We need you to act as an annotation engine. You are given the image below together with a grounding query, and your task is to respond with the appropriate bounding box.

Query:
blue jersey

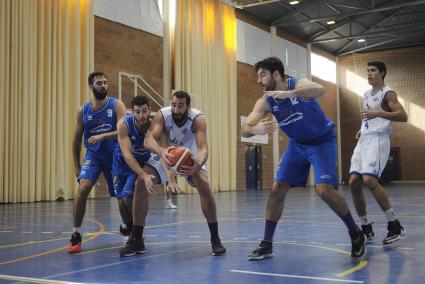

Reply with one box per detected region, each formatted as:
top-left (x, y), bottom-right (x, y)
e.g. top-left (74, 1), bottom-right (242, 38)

top-left (114, 114), bottom-right (151, 165)
top-left (82, 96), bottom-right (118, 156)
top-left (265, 78), bottom-right (335, 144)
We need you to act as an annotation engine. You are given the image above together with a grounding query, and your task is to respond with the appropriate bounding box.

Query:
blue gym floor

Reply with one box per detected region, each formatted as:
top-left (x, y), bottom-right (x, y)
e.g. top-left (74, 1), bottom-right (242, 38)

top-left (1, 183), bottom-right (424, 284)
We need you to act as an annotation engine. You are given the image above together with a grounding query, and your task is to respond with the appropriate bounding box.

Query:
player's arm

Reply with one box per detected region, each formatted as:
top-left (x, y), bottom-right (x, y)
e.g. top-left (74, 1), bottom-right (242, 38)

top-left (72, 109), bottom-right (84, 177)
top-left (118, 119), bottom-right (156, 193)
top-left (87, 100), bottom-right (127, 143)
top-left (144, 112), bottom-right (173, 166)
top-left (381, 91), bottom-right (408, 122)
top-left (361, 91), bottom-right (408, 122)
top-left (263, 78), bottom-right (325, 100)
top-left (192, 115), bottom-right (209, 168)
top-left (241, 97), bottom-right (275, 138)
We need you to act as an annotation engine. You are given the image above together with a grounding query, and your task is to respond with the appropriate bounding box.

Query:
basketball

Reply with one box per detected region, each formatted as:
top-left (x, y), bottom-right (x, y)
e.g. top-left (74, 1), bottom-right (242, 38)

top-left (167, 147), bottom-right (194, 175)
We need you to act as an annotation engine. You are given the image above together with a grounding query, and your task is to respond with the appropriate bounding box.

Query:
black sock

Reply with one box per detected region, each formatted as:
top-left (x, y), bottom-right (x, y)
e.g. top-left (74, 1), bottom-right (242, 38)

top-left (263, 219), bottom-right (278, 242)
top-left (131, 225), bottom-right (144, 240)
top-left (208, 222), bottom-right (219, 240)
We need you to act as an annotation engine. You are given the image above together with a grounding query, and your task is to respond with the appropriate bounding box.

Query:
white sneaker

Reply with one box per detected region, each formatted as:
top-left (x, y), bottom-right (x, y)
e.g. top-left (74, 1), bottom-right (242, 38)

top-left (166, 201), bottom-right (177, 209)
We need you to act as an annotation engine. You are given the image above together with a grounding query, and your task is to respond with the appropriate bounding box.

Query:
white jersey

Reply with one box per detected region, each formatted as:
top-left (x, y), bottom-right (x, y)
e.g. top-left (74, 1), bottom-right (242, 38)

top-left (361, 86), bottom-right (393, 135)
top-left (160, 106), bottom-right (204, 155)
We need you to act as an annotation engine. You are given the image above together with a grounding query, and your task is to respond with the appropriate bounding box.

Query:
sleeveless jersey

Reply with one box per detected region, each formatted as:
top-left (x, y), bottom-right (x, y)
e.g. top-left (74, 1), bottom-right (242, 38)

top-left (160, 106), bottom-right (203, 155)
top-left (114, 114), bottom-right (151, 163)
top-left (82, 96), bottom-right (118, 156)
top-left (265, 77), bottom-right (335, 144)
top-left (361, 86), bottom-right (393, 135)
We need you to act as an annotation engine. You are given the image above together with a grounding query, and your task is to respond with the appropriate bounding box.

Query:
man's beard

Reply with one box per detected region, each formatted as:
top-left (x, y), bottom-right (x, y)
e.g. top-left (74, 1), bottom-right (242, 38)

top-left (264, 79), bottom-right (277, 91)
top-left (93, 89), bottom-right (107, 100)
top-left (172, 110), bottom-right (189, 126)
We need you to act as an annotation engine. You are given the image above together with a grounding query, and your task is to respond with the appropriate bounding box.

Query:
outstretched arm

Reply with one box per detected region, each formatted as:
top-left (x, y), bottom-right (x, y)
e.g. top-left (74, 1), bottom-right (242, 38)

top-left (263, 78), bottom-right (325, 100)
top-left (144, 112), bottom-right (173, 167)
top-left (241, 97), bottom-right (276, 138)
top-left (117, 119), bottom-right (156, 193)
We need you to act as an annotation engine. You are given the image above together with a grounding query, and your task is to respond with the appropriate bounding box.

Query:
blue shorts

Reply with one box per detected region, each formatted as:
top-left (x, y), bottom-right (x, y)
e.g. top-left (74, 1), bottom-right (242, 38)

top-left (78, 151), bottom-right (115, 197)
top-left (112, 153), bottom-right (167, 199)
top-left (275, 134), bottom-right (338, 188)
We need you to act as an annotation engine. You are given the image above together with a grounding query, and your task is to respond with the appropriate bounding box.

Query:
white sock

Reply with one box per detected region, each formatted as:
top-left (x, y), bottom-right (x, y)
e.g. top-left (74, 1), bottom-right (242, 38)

top-left (384, 208), bottom-right (396, 222)
top-left (359, 216), bottom-right (370, 225)
top-left (73, 227), bottom-right (80, 233)
top-left (121, 223), bottom-right (128, 230)
top-left (167, 199), bottom-right (173, 205)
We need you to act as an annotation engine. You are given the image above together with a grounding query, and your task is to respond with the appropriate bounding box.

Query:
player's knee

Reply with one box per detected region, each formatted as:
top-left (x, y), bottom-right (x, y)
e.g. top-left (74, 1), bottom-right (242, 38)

top-left (348, 175), bottom-right (362, 189)
top-left (270, 182), bottom-right (287, 198)
top-left (362, 175), bottom-right (378, 190)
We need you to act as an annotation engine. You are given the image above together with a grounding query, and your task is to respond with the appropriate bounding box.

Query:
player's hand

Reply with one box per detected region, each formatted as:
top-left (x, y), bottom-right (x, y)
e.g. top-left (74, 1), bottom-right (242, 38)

top-left (360, 104), bottom-right (380, 120)
top-left (142, 174), bottom-right (157, 194)
top-left (263, 90), bottom-right (290, 100)
top-left (355, 130), bottom-right (361, 140)
top-left (179, 155), bottom-right (202, 176)
top-left (252, 118), bottom-right (277, 135)
top-left (166, 181), bottom-right (184, 193)
top-left (160, 146), bottom-right (175, 168)
top-left (87, 134), bottom-right (105, 144)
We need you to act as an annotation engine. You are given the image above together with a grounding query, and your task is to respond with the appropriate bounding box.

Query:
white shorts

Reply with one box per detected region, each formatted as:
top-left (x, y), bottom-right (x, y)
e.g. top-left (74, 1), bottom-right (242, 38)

top-left (146, 154), bottom-right (168, 185)
top-left (349, 132), bottom-right (390, 178)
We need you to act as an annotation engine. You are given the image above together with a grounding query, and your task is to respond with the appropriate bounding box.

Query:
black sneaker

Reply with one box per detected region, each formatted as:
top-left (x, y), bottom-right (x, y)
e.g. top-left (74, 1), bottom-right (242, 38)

top-left (248, 240), bottom-right (273, 261)
top-left (119, 224), bottom-right (132, 237)
top-left (350, 230), bottom-right (366, 259)
top-left (211, 238), bottom-right (226, 256)
top-left (383, 219), bottom-right (406, 245)
top-left (119, 237), bottom-right (146, 257)
top-left (67, 232), bottom-right (82, 253)
top-left (361, 223), bottom-right (375, 242)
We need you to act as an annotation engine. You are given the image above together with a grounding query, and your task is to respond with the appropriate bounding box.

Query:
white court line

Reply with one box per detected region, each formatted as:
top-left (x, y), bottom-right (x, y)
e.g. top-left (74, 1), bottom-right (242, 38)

top-left (230, 270), bottom-right (364, 283)
top-left (0, 274), bottom-right (82, 284)
top-left (41, 232), bottom-right (53, 234)
top-left (0, 231), bottom-right (12, 233)
top-left (188, 235), bottom-right (201, 238)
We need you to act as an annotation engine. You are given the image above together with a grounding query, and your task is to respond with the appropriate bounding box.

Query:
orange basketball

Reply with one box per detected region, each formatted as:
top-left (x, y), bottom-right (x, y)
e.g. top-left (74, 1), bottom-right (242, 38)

top-left (167, 147), bottom-right (194, 175)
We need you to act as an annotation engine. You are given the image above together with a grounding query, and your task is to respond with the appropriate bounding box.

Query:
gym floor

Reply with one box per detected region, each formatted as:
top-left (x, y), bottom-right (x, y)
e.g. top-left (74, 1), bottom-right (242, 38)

top-left (1, 183), bottom-right (424, 283)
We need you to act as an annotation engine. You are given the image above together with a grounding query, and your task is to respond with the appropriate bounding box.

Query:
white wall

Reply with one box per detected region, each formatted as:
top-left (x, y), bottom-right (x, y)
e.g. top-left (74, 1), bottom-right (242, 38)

top-left (94, 0), bottom-right (163, 37)
top-left (236, 20), bottom-right (308, 78)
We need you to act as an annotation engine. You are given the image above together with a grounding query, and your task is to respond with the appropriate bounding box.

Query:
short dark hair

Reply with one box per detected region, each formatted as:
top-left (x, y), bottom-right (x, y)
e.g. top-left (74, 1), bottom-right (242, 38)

top-left (88, 71), bottom-right (107, 85)
top-left (368, 61), bottom-right (387, 79)
top-left (131, 95), bottom-right (149, 109)
top-left (255, 57), bottom-right (285, 78)
top-left (172, 90), bottom-right (191, 106)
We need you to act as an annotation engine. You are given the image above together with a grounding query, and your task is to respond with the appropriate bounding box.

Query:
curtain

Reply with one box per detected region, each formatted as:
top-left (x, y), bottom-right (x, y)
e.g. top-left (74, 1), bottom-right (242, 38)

top-left (0, 0), bottom-right (93, 202)
top-left (173, 0), bottom-right (237, 192)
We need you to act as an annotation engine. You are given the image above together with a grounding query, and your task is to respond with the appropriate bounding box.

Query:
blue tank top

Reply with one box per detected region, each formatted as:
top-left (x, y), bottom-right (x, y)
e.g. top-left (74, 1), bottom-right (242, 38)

top-left (114, 114), bottom-right (151, 164)
top-left (82, 97), bottom-right (118, 156)
top-left (265, 78), bottom-right (335, 144)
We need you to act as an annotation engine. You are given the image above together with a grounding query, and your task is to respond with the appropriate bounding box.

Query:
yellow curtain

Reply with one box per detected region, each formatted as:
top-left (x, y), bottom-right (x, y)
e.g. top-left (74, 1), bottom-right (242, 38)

top-left (174, 0), bottom-right (237, 192)
top-left (0, 0), bottom-right (93, 202)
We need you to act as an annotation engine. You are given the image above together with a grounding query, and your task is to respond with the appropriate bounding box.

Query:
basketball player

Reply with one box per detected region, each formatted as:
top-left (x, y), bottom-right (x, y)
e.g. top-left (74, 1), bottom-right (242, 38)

top-left (141, 90), bottom-right (226, 256)
top-left (68, 72), bottom-right (127, 253)
top-left (349, 61), bottom-right (407, 244)
top-left (112, 96), bottom-right (173, 244)
top-left (241, 57), bottom-right (365, 260)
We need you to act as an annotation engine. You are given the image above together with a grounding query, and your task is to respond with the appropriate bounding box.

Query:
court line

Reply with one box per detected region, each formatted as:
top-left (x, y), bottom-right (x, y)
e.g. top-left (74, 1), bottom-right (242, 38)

top-left (45, 246), bottom-right (204, 279)
top-left (230, 269), bottom-right (364, 283)
top-left (0, 218), bottom-right (105, 266)
top-left (0, 274), bottom-right (82, 284)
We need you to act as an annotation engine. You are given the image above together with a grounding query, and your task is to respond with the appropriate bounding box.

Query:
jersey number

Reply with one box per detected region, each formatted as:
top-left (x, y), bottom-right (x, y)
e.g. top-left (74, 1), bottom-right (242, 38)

top-left (290, 97), bottom-right (299, 105)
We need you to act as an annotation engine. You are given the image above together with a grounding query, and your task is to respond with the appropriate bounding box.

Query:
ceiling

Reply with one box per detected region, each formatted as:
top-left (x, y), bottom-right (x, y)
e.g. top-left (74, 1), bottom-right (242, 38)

top-left (225, 0), bottom-right (425, 56)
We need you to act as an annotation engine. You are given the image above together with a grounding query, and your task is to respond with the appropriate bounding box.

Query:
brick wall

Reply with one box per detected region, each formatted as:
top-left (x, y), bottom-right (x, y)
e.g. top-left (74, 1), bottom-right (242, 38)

top-left (93, 16), bottom-right (163, 197)
top-left (94, 16), bottom-right (163, 111)
top-left (339, 46), bottom-right (425, 182)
